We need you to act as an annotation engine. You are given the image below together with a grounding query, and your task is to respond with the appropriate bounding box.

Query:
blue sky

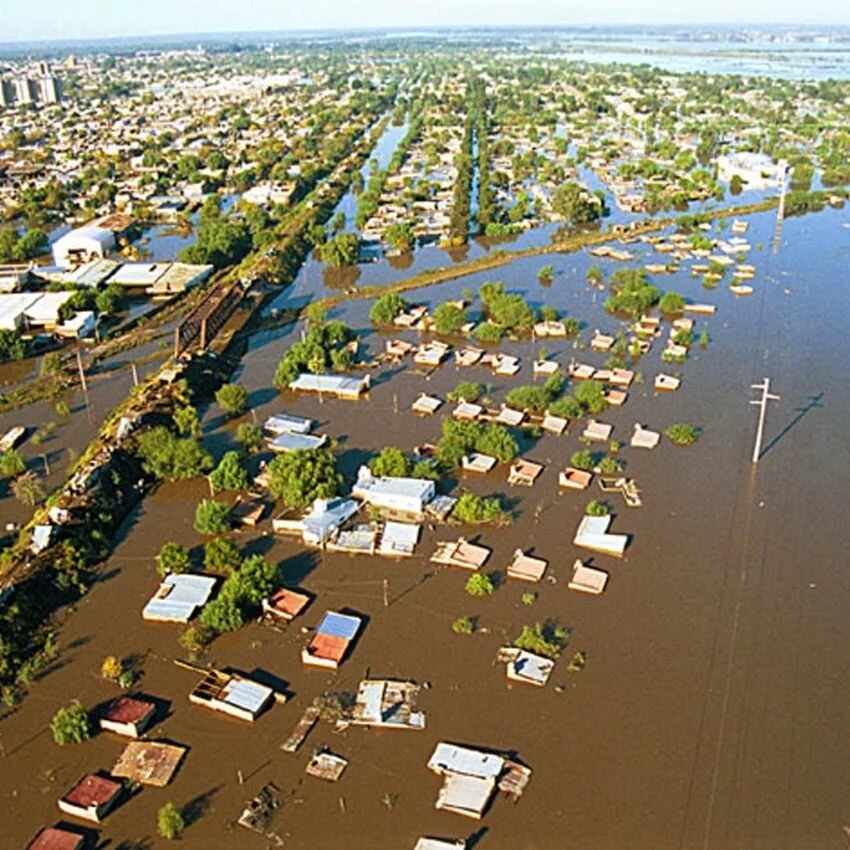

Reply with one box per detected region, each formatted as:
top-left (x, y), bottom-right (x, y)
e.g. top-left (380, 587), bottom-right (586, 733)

top-left (2, 0), bottom-right (849, 43)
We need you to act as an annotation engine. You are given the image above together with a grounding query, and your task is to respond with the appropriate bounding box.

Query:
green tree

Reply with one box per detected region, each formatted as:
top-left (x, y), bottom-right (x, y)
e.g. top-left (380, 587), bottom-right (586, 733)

top-left (50, 701), bottom-right (91, 745)
top-left (215, 383), bottom-right (248, 418)
top-left (369, 293), bottom-right (409, 326)
top-left (552, 181), bottom-right (602, 225)
top-left (0, 329), bottom-right (27, 361)
top-left (156, 542), bottom-right (191, 576)
top-left (204, 537), bottom-right (241, 573)
top-left (574, 380), bottom-right (608, 415)
top-left (368, 447), bottom-right (411, 478)
top-left (12, 471), bottom-right (45, 506)
top-left (433, 302), bottom-right (468, 335)
top-left (514, 621), bottom-right (568, 659)
top-left (320, 232), bottom-right (359, 267)
top-left (194, 499), bottom-right (231, 534)
top-left (569, 450), bottom-right (594, 471)
top-left (235, 422), bottom-right (263, 454)
top-left (136, 427), bottom-right (213, 481)
top-left (665, 424), bottom-right (700, 446)
top-left (266, 448), bottom-right (342, 508)
top-left (157, 802), bottom-right (185, 840)
top-left (465, 573), bottom-right (495, 596)
top-left (172, 404), bottom-right (201, 437)
top-left (384, 221), bottom-right (414, 251)
top-left (209, 450), bottom-right (248, 493)
top-left (659, 291), bottom-right (686, 313)
top-left (0, 448), bottom-right (26, 478)
top-left (452, 493), bottom-right (507, 525)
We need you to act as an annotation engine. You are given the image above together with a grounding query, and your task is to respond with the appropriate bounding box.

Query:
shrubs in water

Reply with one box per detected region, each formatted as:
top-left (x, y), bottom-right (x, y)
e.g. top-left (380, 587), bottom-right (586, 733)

top-left (465, 573), bottom-right (495, 597)
top-left (157, 802), bottom-right (186, 840)
top-left (585, 500), bottom-right (610, 516)
top-left (50, 701), bottom-right (91, 745)
top-left (452, 493), bottom-right (508, 526)
top-left (194, 499), bottom-right (231, 535)
top-left (369, 293), bottom-right (409, 326)
top-left (452, 616), bottom-right (476, 635)
top-left (597, 455), bottom-right (623, 475)
top-left (537, 265), bottom-right (554, 284)
top-left (514, 621), bottom-right (569, 659)
top-left (505, 372), bottom-right (563, 413)
top-left (604, 269), bottom-right (660, 318)
top-left (549, 395), bottom-right (583, 419)
top-left (570, 450), bottom-right (594, 471)
top-left (433, 302), bottom-right (468, 335)
top-left (448, 381), bottom-right (484, 403)
top-left (574, 380), bottom-right (608, 414)
top-left (665, 423), bottom-right (700, 446)
top-left (479, 281), bottom-right (536, 334)
top-left (436, 419), bottom-right (518, 468)
top-left (659, 291), bottom-right (686, 314)
top-left (156, 542), bottom-right (191, 576)
top-left (475, 321), bottom-right (502, 343)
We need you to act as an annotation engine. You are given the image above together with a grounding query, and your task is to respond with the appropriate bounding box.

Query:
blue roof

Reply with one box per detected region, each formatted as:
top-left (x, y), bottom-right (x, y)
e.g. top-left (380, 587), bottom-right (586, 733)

top-left (318, 611), bottom-right (361, 640)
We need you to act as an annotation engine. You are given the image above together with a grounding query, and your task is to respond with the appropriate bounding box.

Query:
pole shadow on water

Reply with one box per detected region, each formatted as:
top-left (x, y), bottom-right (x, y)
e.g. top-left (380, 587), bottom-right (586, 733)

top-left (758, 392), bottom-right (824, 460)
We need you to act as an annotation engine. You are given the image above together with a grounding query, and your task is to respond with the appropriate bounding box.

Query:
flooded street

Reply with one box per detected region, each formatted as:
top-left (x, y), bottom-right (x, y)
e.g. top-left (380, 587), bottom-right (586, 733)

top-left (2, 204), bottom-right (849, 849)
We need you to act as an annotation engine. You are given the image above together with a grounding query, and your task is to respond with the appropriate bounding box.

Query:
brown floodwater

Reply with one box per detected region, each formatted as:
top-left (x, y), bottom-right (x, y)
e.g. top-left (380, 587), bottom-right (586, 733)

top-left (1, 205), bottom-right (849, 850)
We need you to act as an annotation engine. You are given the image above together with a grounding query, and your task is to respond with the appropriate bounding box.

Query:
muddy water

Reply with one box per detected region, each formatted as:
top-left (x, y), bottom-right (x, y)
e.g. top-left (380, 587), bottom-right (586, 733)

top-left (2, 205), bottom-right (850, 850)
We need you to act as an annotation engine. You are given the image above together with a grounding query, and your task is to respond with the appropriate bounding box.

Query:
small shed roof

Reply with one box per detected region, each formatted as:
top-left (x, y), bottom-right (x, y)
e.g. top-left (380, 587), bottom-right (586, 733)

top-left (428, 743), bottom-right (504, 779)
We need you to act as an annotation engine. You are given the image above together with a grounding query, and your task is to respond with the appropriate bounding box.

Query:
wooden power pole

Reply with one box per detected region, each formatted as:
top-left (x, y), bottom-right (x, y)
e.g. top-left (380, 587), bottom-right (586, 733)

top-left (750, 378), bottom-right (780, 463)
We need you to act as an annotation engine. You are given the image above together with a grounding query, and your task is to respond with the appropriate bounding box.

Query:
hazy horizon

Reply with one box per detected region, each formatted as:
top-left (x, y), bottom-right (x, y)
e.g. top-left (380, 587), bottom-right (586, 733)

top-left (2, 0), bottom-right (850, 46)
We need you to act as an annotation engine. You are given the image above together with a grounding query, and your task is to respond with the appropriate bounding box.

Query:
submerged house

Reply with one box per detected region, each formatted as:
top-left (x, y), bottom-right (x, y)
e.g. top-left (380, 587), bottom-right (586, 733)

top-left (349, 679), bottom-right (426, 730)
top-left (302, 611), bottom-right (363, 669)
top-left (27, 827), bottom-right (86, 850)
top-left (352, 468), bottom-right (436, 517)
top-left (142, 574), bottom-right (217, 623)
top-left (498, 646), bottom-right (555, 687)
top-left (573, 515), bottom-right (628, 558)
top-left (288, 373), bottom-right (369, 400)
top-left (189, 669), bottom-right (276, 721)
top-left (112, 740), bottom-right (186, 787)
top-left (99, 695), bottom-right (156, 738)
top-left (58, 774), bottom-right (122, 823)
top-left (273, 497), bottom-right (360, 546)
top-left (427, 743), bottom-right (529, 820)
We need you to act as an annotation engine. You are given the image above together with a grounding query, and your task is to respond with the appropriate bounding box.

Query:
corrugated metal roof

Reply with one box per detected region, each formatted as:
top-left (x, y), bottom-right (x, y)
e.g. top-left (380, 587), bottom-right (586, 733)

top-left (317, 611), bottom-right (361, 641)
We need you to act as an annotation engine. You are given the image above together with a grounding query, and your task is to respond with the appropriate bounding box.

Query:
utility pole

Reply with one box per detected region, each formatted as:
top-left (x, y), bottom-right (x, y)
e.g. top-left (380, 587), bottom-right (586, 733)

top-left (130, 362), bottom-right (139, 387)
top-left (383, 578), bottom-right (389, 608)
top-left (750, 378), bottom-right (780, 463)
top-left (76, 349), bottom-right (89, 408)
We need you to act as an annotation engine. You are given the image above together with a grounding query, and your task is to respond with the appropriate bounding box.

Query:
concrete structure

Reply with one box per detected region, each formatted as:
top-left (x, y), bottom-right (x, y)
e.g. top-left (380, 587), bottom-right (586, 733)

top-left (352, 467), bottom-right (435, 516)
top-left (52, 225), bottom-right (115, 269)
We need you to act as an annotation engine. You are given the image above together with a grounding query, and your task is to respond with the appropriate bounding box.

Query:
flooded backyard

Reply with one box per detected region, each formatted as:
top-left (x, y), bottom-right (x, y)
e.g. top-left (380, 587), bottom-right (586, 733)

top-left (1, 203), bottom-right (849, 849)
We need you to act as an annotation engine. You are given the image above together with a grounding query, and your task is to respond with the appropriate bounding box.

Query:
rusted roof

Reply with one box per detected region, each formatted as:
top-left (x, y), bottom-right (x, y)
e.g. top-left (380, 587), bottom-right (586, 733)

top-left (27, 827), bottom-right (85, 850)
top-left (103, 695), bottom-right (155, 726)
top-left (62, 774), bottom-right (122, 808)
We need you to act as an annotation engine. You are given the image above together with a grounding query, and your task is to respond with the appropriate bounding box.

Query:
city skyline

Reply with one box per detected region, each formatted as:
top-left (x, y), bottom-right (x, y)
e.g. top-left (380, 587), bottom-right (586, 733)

top-left (3, 0), bottom-right (850, 44)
